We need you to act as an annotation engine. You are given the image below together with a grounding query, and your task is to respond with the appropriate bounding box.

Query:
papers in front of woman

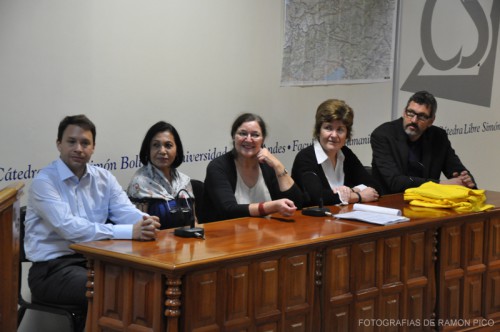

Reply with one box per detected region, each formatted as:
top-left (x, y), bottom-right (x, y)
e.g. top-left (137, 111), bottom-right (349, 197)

top-left (333, 203), bottom-right (409, 225)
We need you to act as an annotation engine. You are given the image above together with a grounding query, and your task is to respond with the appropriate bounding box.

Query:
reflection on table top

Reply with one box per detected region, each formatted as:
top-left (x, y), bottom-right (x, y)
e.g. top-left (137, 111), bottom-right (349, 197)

top-left (71, 191), bottom-right (500, 272)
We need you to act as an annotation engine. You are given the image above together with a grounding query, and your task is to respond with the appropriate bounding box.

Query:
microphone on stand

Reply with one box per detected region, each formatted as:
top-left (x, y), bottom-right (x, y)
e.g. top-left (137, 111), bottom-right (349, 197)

top-left (301, 171), bottom-right (331, 217)
top-left (173, 189), bottom-right (205, 239)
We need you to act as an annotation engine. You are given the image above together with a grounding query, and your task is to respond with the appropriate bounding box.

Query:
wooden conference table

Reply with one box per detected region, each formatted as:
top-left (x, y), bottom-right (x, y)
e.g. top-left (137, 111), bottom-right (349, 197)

top-left (71, 192), bottom-right (500, 332)
top-left (0, 183), bottom-right (23, 332)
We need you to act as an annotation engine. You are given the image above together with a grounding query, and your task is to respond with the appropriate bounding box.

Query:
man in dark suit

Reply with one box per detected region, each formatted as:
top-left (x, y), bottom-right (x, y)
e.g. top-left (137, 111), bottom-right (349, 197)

top-left (370, 90), bottom-right (476, 195)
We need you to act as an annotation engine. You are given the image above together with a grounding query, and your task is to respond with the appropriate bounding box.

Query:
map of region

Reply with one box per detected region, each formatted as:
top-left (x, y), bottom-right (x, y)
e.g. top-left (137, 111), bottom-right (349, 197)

top-left (281, 0), bottom-right (397, 85)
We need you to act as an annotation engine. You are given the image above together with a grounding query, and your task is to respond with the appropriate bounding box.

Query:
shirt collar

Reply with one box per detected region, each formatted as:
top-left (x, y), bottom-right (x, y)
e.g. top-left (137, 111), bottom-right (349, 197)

top-left (313, 139), bottom-right (345, 165)
top-left (314, 139), bottom-right (328, 164)
top-left (56, 158), bottom-right (91, 181)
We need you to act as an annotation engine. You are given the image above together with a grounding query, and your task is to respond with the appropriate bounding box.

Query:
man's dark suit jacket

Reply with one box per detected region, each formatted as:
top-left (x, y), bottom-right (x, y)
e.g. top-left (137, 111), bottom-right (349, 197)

top-left (370, 117), bottom-right (474, 195)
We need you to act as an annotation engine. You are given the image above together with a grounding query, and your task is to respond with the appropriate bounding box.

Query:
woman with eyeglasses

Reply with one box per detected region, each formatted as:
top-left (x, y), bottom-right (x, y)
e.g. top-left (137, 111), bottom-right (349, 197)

top-left (292, 99), bottom-right (380, 206)
top-left (200, 113), bottom-right (302, 222)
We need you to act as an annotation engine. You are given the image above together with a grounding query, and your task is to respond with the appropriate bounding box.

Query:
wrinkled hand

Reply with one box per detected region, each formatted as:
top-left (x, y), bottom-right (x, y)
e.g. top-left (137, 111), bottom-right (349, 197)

top-left (269, 199), bottom-right (297, 217)
top-left (442, 171), bottom-right (475, 188)
top-left (256, 148), bottom-right (282, 170)
top-left (132, 215), bottom-right (160, 241)
top-left (359, 187), bottom-right (379, 202)
top-left (454, 171), bottom-right (475, 188)
top-left (333, 186), bottom-right (351, 204)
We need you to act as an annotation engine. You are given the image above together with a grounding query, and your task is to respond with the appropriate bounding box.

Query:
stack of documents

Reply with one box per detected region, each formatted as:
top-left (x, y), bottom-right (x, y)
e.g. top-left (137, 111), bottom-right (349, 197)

top-left (333, 203), bottom-right (409, 225)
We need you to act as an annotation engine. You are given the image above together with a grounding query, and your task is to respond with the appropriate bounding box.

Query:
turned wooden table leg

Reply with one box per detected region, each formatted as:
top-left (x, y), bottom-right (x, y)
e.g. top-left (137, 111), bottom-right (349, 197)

top-left (164, 277), bottom-right (182, 332)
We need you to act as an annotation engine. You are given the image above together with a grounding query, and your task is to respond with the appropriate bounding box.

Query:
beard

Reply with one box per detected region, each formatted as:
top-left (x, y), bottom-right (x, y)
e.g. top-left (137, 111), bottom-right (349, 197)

top-left (404, 123), bottom-right (421, 138)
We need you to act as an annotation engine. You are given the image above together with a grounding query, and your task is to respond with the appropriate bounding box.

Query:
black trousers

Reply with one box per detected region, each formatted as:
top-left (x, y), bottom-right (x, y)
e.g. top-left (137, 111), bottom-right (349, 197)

top-left (28, 253), bottom-right (88, 312)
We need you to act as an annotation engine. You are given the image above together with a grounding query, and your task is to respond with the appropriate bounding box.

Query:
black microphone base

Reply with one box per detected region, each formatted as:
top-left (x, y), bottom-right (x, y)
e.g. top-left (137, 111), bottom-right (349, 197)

top-left (302, 206), bottom-right (331, 217)
top-left (174, 226), bottom-right (205, 239)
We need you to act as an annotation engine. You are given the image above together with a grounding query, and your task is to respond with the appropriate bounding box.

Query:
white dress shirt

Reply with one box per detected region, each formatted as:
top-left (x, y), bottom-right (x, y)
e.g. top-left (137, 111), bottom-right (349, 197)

top-left (314, 140), bottom-right (367, 203)
top-left (25, 158), bottom-right (145, 262)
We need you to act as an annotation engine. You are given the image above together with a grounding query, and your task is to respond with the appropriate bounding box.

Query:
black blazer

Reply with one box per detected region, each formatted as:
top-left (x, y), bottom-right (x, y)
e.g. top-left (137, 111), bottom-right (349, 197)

top-left (291, 144), bottom-right (380, 206)
top-left (200, 151), bottom-right (303, 222)
top-left (370, 117), bottom-right (475, 194)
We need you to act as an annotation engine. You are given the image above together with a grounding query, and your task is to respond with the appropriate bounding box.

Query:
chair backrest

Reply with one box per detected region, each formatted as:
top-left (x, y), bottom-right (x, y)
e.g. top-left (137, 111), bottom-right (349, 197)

top-left (128, 197), bottom-right (150, 213)
top-left (17, 206), bottom-right (86, 332)
top-left (190, 179), bottom-right (204, 221)
top-left (19, 206), bottom-right (28, 263)
top-left (18, 206), bottom-right (30, 304)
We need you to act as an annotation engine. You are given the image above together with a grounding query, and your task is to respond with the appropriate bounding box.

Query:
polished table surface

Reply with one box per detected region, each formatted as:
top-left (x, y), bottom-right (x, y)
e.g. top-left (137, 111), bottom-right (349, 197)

top-left (73, 191), bottom-right (500, 271)
top-left (72, 191), bottom-right (500, 332)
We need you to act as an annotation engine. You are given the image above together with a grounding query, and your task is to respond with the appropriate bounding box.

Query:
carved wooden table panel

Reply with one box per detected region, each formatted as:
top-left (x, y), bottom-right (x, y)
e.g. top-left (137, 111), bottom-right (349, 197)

top-left (72, 192), bottom-right (500, 332)
top-left (0, 183), bottom-right (23, 332)
top-left (438, 210), bottom-right (500, 331)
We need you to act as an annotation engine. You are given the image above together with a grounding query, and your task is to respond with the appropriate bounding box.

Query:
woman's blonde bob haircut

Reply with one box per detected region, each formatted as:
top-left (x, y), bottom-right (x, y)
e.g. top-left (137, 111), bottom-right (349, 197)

top-left (313, 99), bottom-right (354, 140)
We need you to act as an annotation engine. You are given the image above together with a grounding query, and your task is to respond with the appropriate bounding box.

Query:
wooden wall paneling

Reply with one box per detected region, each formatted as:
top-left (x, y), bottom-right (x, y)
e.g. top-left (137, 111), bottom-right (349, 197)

top-left (404, 230), bottom-right (435, 328)
top-left (224, 265), bottom-right (251, 330)
top-left (0, 198), bottom-right (16, 332)
top-left (184, 270), bottom-right (219, 331)
top-left (353, 241), bottom-right (377, 329)
top-left (100, 263), bottom-right (126, 328)
top-left (91, 261), bottom-right (162, 332)
top-left (130, 269), bottom-right (162, 331)
top-left (324, 246), bottom-right (352, 332)
top-left (254, 259), bottom-right (280, 324)
top-left (462, 220), bottom-right (486, 320)
top-left (439, 224), bottom-right (464, 322)
top-left (0, 183), bottom-right (23, 332)
top-left (282, 253), bottom-right (312, 332)
top-left (485, 214), bottom-right (500, 321)
top-left (354, 241), bottom-right (377, 296)
top-left (405, 231), bottom-right (424, 324)
top-left (256, 322), bottom-right (278, 332)
top-left (378, 235), bottom-right (403, 328)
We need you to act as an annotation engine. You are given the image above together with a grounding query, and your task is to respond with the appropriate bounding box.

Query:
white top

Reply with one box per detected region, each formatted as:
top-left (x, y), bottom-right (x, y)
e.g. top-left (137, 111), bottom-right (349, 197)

top-left (313, 140), bottom-right (367, 204)
top-left (314, 139), bottom-right (346, 189)
top-left (234, 165), bottom-right (272, 204)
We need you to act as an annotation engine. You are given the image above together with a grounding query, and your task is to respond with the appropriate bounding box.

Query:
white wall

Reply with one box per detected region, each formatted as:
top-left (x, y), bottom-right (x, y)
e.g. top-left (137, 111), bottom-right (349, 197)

top-left (2, 1), bottom-right (498, 204)
top-left (2, 1), bottom-right (499, 330)
top-left (0, 0), bottom-right (392, 208)
top-left (396, 0), bottom-right (500, 191)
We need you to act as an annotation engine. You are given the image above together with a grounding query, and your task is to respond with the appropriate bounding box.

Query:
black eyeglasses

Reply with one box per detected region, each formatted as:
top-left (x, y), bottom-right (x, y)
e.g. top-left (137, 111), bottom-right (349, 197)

top-left (404, 109), bottom-right (432, 121)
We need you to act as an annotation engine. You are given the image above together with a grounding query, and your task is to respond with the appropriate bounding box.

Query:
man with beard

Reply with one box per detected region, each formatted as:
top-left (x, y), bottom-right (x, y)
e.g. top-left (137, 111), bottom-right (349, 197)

top-left (370, 90), bottom-right (476, 195)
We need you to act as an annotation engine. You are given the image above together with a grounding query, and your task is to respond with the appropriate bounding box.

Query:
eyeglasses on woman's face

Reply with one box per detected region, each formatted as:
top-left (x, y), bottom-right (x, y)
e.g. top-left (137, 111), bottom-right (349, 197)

top-left (236, 131), bottom-right (262, 140)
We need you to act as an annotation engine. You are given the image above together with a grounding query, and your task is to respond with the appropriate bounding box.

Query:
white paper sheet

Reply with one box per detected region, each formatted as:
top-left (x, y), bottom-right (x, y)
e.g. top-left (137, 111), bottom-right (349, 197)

top-left (333, 204), bottom-right (409, 225)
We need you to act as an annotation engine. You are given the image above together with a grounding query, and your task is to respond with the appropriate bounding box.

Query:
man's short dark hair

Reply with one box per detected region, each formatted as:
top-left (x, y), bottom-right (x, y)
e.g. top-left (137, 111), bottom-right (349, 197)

top-left (57, 115), bottom-right (96, 143)
top-left (407, 91), bottom-right (437, 117)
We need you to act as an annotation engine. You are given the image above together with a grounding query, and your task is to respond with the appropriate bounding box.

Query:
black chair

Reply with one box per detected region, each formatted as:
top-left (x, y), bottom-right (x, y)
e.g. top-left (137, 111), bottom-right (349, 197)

top-left (190, 179), bottom-right (204, 221)
top-left (17, 206), bottom-right (86, 332)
